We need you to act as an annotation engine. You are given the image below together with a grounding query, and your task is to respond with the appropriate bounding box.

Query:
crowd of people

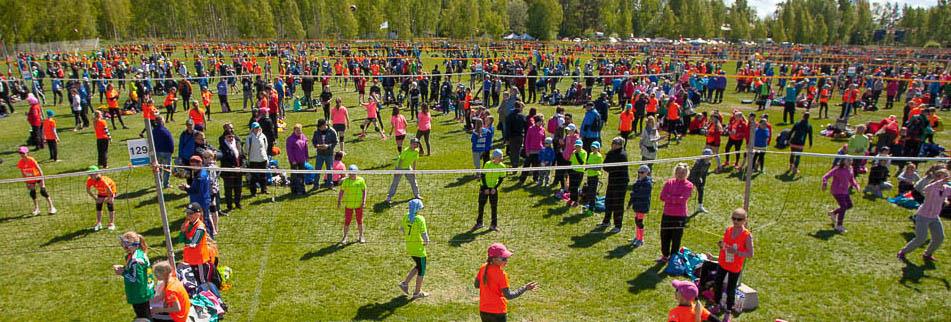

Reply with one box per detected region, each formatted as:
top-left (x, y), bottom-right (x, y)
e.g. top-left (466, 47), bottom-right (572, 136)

top-left (4, 41), bottom-right (950, 321)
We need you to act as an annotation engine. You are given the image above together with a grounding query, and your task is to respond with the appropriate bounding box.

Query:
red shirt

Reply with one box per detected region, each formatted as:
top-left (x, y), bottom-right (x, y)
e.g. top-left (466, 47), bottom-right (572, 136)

top-left (94, 119), bottom-right (110, 139)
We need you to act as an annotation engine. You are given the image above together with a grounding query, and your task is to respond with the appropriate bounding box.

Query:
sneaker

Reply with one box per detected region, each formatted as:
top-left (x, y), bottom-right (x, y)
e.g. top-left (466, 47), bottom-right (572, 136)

top-left (32, 208), bottom-right (40, 216)
top-left (92, 223), bottom-right (102, 231)
top-left (359, 237), bottom-right (366, 244)
top-left (835, 225), bottom-right (846, 233)
top-left (923, 254), bottom-right (937, 262)
top-left (595, 223), bottom-right (610, 230)
top-left (471, 223), bottom-right (483, 231)
top-left (609, 227), bottom-right (621, 234)
top-left (398, 282), bottom-right (409, 295)
top-left (656, 256), bottom-right (668, 263)
top-left (411, 292), bottom-right (429, 299)
top-left (897, 251), bottom-right (907, 261)
top-left (631, 239), bottom-right (643, 248)
top-left (107, 223), bottom-right (116, 231)
top-left (698, 205), bottom-right (708, 213)
top-left (489, 225), bottom-right (499, 232)
top-left (48, 207), bottom-right (57, 215)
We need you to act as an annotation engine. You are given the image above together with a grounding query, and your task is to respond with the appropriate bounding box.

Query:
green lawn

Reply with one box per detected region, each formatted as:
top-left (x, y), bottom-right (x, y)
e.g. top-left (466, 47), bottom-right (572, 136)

top-left (0, 55), bottom-right (948, 321)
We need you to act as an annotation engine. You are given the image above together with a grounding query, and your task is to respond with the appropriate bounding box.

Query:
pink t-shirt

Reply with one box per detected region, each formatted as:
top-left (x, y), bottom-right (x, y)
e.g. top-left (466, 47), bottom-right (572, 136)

top-left (332, 160), bottom-right (346, 182)
top-left (365, 102), bottom-right (378, 119)
top-left (917, 181), bottom-right (950, 219)
top-left (391, 115), bottom-right (407, 136)
top-left (331, 106), bottom-right (349, 125)
top-left (417, 112), bottom-right (432, 131)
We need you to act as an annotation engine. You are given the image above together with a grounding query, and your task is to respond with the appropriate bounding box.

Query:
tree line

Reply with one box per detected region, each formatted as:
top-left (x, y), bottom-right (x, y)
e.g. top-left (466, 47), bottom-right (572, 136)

top-left (0, 0), bottom-right (948, 47)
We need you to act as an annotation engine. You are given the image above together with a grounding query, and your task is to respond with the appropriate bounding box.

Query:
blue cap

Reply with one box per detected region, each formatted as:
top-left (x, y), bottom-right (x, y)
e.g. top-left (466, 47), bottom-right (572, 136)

top-left (591, 141), bottom-right (601, 149)
top-left (408, 199), bottom-right (424, 216)
top-left (250, 122), bottom-right (260, 129)
top-left (45, 109), bottom-right (54, 117)
top-left (574, 139), bottom-right (583, 146)
top-left (491, 149), bottom-right (504, 159)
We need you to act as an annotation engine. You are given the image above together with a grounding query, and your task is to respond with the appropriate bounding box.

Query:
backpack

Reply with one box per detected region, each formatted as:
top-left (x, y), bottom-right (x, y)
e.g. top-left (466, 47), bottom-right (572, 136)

top-left (664, 247), bottom-right (705, 279)
top-left (775, 128), bottom-right (792, 149)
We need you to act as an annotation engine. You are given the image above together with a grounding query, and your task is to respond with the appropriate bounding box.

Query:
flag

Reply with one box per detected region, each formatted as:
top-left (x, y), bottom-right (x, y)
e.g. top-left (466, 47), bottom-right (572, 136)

top-left (380, 21), bottom-right (389, 30)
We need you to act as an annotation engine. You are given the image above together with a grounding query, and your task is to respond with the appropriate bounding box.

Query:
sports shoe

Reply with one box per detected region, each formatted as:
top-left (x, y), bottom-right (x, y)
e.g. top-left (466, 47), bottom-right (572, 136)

top-left (609, 227), bottom-right (621, 234)
top-left (656, 256), bottom-right (668, 263)
top-left (471, 223), bottom-right (484, 231)
top-left (631, 239), bottom-right (643, 248)
top-left (897, 251), bottom-right (906, 261)
top-left (489, 225), bottom-right (500, 232)
top-left (92, 223), bottom-right (102, 231)
top-left (923, 254), bottom-right (938, 262)
top-left (107, 223), bottom-right (116, 231)
top-left (48, 207), bottom-right (57, 215)
top-left (595, 223), bottom-right (610, 230)
top-left (411, 292), bottom-right (429, 299)
top-left (398, 282), bottom-right (409, 295)
top-left (698, 205), bottom-right (708, 213)
top-left (32, 208), bottom-right (41, 216)
top-left (835, 225), bottom-right (846, 233)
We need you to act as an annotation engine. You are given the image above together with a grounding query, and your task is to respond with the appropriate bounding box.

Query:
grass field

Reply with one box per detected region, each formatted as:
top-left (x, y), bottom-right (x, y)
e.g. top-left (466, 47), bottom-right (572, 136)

top-left (0, 55), bottom-right (948, 321)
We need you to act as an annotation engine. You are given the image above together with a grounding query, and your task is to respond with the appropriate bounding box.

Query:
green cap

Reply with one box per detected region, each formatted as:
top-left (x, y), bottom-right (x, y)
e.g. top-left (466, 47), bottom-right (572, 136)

top-left (87, 165), bottom-right (100, 172)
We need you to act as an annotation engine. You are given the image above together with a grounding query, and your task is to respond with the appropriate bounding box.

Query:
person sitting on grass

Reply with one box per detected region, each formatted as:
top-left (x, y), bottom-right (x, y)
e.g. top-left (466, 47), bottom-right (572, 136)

top-left (864, 158), bottom-right (893, 199)
top-left (338, 165), bottom-right (367, 244)
top-left (399, 199), bottom-right (429, 299)
top-left (668, 280), bottom-right (719, 322)
top-left (149, 260), bottom-right (191, 322)
top-left (86, 166), bottom-right (117, 231)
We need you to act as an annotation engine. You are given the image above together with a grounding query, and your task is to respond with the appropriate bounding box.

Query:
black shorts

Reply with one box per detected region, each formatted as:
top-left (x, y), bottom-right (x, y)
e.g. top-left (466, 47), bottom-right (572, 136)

top-left (332, 124), bottom-right (346, 133)
top-left (412, 256), bottom-right (427, 276)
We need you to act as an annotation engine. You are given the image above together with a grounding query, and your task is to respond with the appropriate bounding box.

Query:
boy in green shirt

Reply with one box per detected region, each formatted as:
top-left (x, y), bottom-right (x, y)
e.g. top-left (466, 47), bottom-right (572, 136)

top-left (338, 164), bottom-right (368, 244)
top-left (568, 139), bottom-right (587, 207)
top-left (399, 199), bottom-right (429, 299)
top-left (584, 141), bottom-right (604, 215)
top-left (474, 149), bottom-right (505, 232)
top-left (386, 138), bottom-right (422, 203)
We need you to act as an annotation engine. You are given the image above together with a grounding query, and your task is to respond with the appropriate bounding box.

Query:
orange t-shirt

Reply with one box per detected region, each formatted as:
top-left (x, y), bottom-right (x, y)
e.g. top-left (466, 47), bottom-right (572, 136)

top-left (163, 277), bottom-right (191, 322)
top-left (17, 157), bottom-right (41, 183)
top-left (201, 91), bottom-right (212, 107)
top-left (476, 263), bottom-right (510, 314)
top-left (189, 108), bottom-right (205, 126)
top-left (646, 98), bottom-right (658, 113)
top-left (106, 89), bottom-right (120, 108)
top-left (86, 176), bottom-right (117, 197)
top-left (619, 110), bottom-right (634, 132)
top-left (667, 303), bottom-right (711, 322)
top-left (667, 102), bottom-right (681, 121)
top-left (94, 119), bottom-right (110, 139)
top-left (143, 103), bottom-right (157, 120)
top-left (718, 226), bottom-right (752, 273)
top-left (163, 92), bottom-right (176, 107)
top-left (42, 119), bottom-right (58, 140)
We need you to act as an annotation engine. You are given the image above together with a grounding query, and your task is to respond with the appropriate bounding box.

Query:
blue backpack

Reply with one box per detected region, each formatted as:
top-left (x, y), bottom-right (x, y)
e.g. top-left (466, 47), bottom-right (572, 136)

top-left (665, 247), bottom-right (705, 280)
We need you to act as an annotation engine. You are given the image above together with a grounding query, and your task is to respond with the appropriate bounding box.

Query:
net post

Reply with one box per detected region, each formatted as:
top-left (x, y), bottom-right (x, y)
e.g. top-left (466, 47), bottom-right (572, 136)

top-left (144, 118), bottom-right (177, 268)
top-left (743, 112), bottom-right (756, 212)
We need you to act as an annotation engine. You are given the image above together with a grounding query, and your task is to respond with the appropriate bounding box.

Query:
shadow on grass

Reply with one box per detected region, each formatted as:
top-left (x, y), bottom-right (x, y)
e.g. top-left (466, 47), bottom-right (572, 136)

top-left (353, 295), bottom-right (412, 321)
top-left (300, 242), bottom-right (351, 261)
top-left (151, 250), bottom-right (184, 263)
top-left (899, 259), bottom-right (950, 291)
top-left (42, 227), bottom-right (95, 247)
top-left (807, 229), bottom-right (839, 241)
top-left (569, 228), bottom-right (612, 248)
top-left (444, 175), bottom-right (478, 188)
top-left (774, 172), bottom-right (800, 182)
top-left (449, 229), bottom-right (491, 247)
top-left (545, 205), bottom-right (570, 218)
top-left (627, 262), bottom-right (667, 294)
top-left (117, 187), bottom-right (154, 200)
top-left (605, 243), bottom-right (636, 259)
top-left (248, 191), bottom-right (309, 206)
top-left (559, 210), bottom-right (592, 226)
top-left (364, 162), bottom-right (394, 170)
top-left (372, 199), bottom-right (411, 213)
top-left (136, 192), bottom-right (187, 208)
top-left (0, 212), bottom-right (46, 224)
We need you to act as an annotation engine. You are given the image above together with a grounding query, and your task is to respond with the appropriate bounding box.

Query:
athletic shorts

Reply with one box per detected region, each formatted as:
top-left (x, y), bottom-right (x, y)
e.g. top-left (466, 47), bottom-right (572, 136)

top-left (412, 256), bottom-right (427, 276)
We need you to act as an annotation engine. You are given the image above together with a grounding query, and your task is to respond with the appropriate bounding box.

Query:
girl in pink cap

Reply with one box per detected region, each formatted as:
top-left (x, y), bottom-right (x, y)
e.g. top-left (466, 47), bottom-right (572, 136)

top-left (474, 243), bottom-right (539, 322)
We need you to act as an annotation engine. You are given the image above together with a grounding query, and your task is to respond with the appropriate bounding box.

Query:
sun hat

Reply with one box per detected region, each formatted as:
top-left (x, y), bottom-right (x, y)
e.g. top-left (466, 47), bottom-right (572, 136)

top-left (671, 280), bottom-right (698, 301)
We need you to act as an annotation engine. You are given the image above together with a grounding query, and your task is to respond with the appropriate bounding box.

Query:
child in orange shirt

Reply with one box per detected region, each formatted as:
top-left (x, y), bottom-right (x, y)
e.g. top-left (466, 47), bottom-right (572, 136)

top-left (668, 280), bottom-right (718, 322)
top-left (200, 86), bottom-right (213, 121)
top-left (42, 110), bottom-right (60, 161)
top-left (86, 166), bottom-right (117, 231)
top-left (188, 100), bottom-right (205, 128)
top-left (17, 146), bottom-right (57, 215)
top-left (150, 261), bottom-right (191, 322)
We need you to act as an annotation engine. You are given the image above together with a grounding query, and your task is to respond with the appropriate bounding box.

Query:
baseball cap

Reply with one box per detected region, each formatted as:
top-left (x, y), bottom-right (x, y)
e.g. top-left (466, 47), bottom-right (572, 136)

top-left (491, 149), bottom-right (504, 159)
top-left (574, 139), bottom-right (583, 147)
top-left (18, 146), bottom-right (29, 154)
top-left (611, 137), bottom-right (625, 145)
top-left (250, 122), bottom-right (260, 129)
top-left (487, 243), bottom-right (513, 258)
top-left (189, 155), bottom-right (203, 164)
top-left (671, 280), bottom-right (699, 301)
top-left (349, 164), bottom-right (359, 171)
top-left (702, 148), bottom-right (713, 156)
top-left (638, 164), bottom-right (651, 174)
top-left (46, 109), bottom-right (54, 117)
top-left (184, 202), bottom-right (202, 214)
top-left (544, 137), bottom-right (553, 145)
top-left (87, 165), bottom-right (100, 172)
top-left (185, 118), bottom-right (195, 125)
top-left (591, 141), bottom-right (601, 149)
top-left (566, 124), bottom-right (577, 131)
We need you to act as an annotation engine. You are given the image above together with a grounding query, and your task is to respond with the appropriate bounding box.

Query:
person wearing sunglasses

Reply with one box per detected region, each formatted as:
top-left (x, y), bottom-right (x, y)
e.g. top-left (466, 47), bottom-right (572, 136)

top-left (113, 231), bottom-right (153, 320)
top-left (710, 208), bottom-right (755, 321)
top-left (474, 243), bottom-right (538, 322)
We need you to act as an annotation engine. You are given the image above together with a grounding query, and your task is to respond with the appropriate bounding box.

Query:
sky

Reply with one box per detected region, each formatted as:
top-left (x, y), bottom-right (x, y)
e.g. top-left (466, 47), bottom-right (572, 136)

top-left (726, 0), bottom-right (940, 18)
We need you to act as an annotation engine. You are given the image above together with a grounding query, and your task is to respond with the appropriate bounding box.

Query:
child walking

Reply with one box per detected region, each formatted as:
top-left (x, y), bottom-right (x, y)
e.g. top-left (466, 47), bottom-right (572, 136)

top-left (399, 199), bottom-right (430, 299)
top-left (337, 165), bottom-right (367, 244)
top-left (822, 159), bottom-right (861, 233)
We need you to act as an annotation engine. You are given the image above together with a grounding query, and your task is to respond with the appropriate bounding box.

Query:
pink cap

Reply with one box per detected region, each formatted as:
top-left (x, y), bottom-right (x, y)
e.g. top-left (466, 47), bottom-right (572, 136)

top-left (487, 243), bottom-right (513, 258)
top-left (671, 280), bottom-right (698, 301)
top-left (18, 146), bottom-right (29, 154)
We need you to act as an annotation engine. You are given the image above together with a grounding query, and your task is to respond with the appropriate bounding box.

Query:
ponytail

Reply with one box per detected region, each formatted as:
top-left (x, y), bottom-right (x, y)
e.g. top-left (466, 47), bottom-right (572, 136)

top-left (482, 256), bottom-right (493, 285)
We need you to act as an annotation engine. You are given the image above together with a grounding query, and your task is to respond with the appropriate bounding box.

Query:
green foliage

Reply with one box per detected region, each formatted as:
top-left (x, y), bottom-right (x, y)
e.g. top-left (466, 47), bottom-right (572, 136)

top-left (0, 0), bottom-right (948, 46)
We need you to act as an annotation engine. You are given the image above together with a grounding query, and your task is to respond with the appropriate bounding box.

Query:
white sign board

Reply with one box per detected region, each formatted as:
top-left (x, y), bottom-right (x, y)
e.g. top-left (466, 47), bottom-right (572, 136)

top-left (127, 139), bottom-right (150, 165)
